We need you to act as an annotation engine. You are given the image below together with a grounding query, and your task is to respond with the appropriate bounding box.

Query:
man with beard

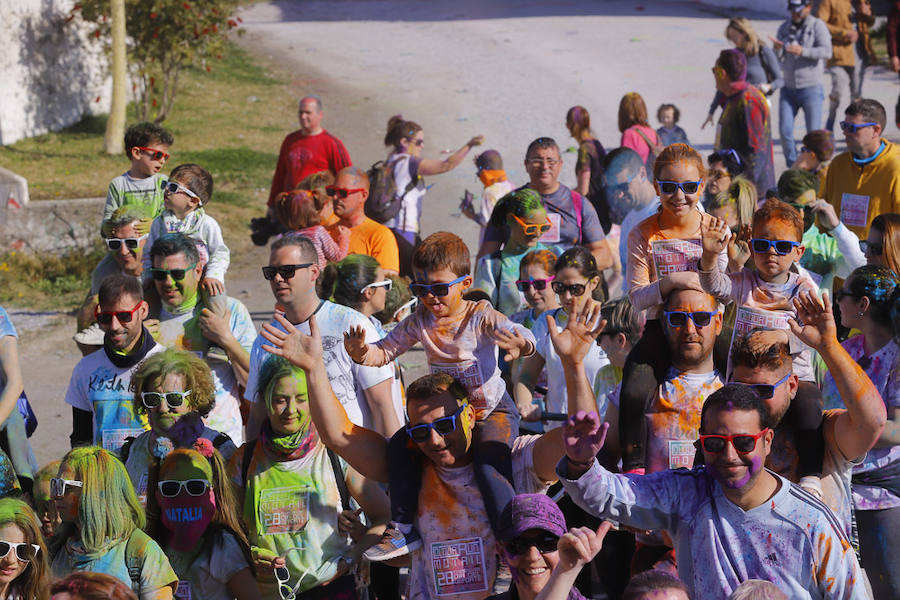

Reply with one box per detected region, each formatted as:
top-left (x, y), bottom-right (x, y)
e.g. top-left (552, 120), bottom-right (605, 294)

top-left (64, 274), bottom-right (164, 451)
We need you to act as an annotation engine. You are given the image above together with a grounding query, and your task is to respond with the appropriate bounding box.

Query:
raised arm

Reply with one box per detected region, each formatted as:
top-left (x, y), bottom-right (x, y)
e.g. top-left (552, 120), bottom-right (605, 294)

top-left (261, 313), bottom-right (389, 482)
top-left (789, 291), bottom-right (886, 461)
top-left (417, 136), bottom-right (484, 176)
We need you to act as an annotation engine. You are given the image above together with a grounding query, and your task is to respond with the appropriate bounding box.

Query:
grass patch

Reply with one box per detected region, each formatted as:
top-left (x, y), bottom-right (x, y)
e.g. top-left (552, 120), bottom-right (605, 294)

top-left (0, 243), bottom-right (106, 310)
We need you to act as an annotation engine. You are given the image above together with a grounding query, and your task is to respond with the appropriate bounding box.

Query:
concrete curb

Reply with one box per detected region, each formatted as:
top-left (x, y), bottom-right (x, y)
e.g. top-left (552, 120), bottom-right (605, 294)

top-left (1, 196), bottom-right (103, 253)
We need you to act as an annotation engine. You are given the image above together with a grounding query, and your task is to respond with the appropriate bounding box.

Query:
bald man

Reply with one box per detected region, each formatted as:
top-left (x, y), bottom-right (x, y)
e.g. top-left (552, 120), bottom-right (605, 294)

top-left (268, 95), bottom-right (352, 208)
top-left (327, 166), bottom-right (400, 274)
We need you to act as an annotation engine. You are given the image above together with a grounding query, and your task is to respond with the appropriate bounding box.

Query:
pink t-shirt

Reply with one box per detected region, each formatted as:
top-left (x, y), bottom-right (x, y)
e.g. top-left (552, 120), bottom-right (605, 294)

top-left (621, 125), bottom-right (660, 165)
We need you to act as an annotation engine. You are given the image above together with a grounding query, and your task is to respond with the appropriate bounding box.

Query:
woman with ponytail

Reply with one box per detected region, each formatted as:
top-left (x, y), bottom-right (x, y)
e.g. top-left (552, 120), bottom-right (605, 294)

top-left (473, 189), bottom-right (558, 315)
top-left (146, 446), bottom-right (258, 600)
top-left (828, 265), bottom-right (900, 598)
top-left (228, 355), bottom-right (390, 600)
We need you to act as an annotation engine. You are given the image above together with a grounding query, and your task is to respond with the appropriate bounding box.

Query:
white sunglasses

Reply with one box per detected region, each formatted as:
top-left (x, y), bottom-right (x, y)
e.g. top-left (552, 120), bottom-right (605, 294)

top-left (362, 279), bottom-right (392, 293)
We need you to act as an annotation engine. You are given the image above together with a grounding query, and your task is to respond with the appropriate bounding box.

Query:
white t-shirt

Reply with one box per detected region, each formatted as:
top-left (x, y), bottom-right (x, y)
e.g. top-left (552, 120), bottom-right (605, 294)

top-left (533, 308), bottom-right (609, 428)
top-left (384, 153), bottom-right (426, 234)
top-left (170, 531), bottom-right (250, 600)
top-left (245, 301), bottom-right (395, 429)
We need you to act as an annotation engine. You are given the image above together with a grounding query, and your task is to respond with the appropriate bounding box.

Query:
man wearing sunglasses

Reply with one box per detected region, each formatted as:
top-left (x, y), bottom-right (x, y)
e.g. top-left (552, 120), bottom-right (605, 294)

top-left (326, 166), bottom-right (400, 274)
top-left (75, 205), bottom-right (152, 356)
top-left (824, 98), bottom-right (900, 239)
top-left (146, 234), bottom-right (254, 446)
top-left (246, 234), bottom-right (398, 438)
top-left (268, 96), bottom-right (352, 211)
top-left (65, 274), bottom-right (164, 451)
top-left (559, 382), bottom-right (867, 599)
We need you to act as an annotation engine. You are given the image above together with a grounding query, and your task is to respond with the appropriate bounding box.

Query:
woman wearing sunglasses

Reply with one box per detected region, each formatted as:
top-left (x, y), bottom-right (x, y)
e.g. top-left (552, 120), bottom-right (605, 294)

top-left (381, 115), bottom-right (483, 263)
top-left (863, 213), bottom-right (900, 276)
top-left (514, 247), bottom-right (608, 426)
top-left (145, 446), bottom-right (258, 600)
top-left (0, 498), bottom-right (49, 600)
top-left (49, 446), bottom-right (177, 599)
top-left (123, 350), bottom-right (237, 507)
top-left (827, 265), bottom-right (900, 597)
top-left (321, 254), bottom-right (404, 435)
top-left (474, 189), bottom-right (558, 315)
top-left (229, 355), bottom-right (389, 600)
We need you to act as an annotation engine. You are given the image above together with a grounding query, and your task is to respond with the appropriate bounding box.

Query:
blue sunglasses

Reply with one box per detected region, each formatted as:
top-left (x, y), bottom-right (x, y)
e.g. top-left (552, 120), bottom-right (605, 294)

top-left (750, 239), bottom-right (800, 255)
top-left (406, 402), bottom-right (468, 443)
top-left (409, 275), bottom-right (467, 298)
top-left (663, 311), bottom-right (715, 328)
top-left (729, 372), bottom-right (791, 400)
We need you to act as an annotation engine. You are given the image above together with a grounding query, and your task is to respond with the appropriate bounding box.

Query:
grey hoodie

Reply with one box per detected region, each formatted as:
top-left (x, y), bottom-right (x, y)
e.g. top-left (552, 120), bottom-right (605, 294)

top-left (776, 14), bottom-right (833, 89)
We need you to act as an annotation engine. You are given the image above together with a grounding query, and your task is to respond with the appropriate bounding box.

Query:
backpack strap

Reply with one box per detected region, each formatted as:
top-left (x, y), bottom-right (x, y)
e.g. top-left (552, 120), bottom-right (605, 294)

top-left (328, 448), bottom-right (352, 511)
top-left (570, 191), bottom-right (583, 245)
top-left (240, 438), bottom-right (258, 489)
top-left (489, 250), bottom-right (503, 306)
top-left (212, 432), bottom-right (231, 450)
top-left (633, 127), bottom-right (664, 155)
top-left (124, 528), bottom-right (153, 592)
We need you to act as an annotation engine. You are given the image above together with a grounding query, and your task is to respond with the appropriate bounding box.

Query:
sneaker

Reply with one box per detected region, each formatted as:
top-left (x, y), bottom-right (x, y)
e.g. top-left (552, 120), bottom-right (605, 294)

top-left (364, 526), bottom-right (422, 562)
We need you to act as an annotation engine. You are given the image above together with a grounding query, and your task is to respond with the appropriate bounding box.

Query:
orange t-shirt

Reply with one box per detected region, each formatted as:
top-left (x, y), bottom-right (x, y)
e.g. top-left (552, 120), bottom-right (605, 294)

top-left (328, 218), bottom-right (400, 273)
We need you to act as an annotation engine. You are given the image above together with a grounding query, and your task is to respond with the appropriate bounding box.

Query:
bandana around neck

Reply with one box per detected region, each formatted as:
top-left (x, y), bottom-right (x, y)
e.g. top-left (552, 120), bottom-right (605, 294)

top-left (261, 420), bottom-right (319, 462)
top-left (479, 169), bottom-right (508, 188)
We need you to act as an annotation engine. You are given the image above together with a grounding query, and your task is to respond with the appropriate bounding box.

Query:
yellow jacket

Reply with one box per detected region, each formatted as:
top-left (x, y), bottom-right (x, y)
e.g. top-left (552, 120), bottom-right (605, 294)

top-left (824, 139), bottom-right (900, 238)
top-left (816, 0), bottom-right (875, 67)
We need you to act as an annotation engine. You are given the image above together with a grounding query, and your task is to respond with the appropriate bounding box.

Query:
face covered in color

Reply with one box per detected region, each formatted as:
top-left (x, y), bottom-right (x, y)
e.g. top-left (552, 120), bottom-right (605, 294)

top-left (52, 465), bottom-right (82, 524)
top-left (157, 453), bottom-right (216, 552)
top-left (405, 393), bottom-right (476, 469)
top-left (701, 407), bottom-right (773, 491)
top-left (33, 477), bottom-right (60, 539)
top-left (266, 373), bottom-right (312, 436)
top-left (663, 289), bottom-right (722, 369)
top-left (146, 372), bottom-right (196, 437)
top-left (411, 268), bottom-right (471, 319)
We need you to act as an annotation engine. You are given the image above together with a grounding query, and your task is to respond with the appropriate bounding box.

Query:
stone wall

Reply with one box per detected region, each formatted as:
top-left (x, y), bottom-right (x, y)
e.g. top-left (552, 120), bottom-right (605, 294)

top-left (0, 0), bottom-right (111, 146)
top-left (0, 197), bottom-right (102, 253)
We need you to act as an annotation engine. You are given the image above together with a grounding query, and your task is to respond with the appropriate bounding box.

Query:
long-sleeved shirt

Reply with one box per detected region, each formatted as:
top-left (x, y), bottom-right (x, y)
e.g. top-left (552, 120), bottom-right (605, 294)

top-left (799, 223), bottom-right (865, 293)
top-left (776, 15), bottom-right (833, 89)
top-left (716, 81), bottom-right (776, 197)
top-left (143, 208), bottom-right (230, 283)
top-left (358, 299), bottom-right (535, 417)
top-left (558, 460), bottom-right (869, 600)
top-left (295, 224), bottom-right (349, 270)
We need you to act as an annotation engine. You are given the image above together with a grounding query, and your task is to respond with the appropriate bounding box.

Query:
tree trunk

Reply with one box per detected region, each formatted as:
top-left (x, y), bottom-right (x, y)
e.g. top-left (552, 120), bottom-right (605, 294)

top-left (103, 0), bottom-right (127, 155)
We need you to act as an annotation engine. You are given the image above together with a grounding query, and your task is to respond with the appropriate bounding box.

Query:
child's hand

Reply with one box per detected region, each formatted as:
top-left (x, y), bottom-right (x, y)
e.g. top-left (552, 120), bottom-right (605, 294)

top-left (808, 199), bottom-right (840, 232)
top-left (789, 290), bottom-right (837, 351)
top-left (491, 327), bottom-right (532, 362)
top-left (659, 271), bottom-right (703, 297)
top-left (199, 307), bottom-right (233, 347)
top-left (727, 225), bottom-right (752, 271)
top-left (563, 411), bottom-right (609, 468)
top-left (135, 218), bottom-right (153, 237)
top-left (701, 216), bottom-right (731, 257)
top-left (201, 277), bottom-right (225, 296)
top-left (336, 225), bottom-right (351, 240)
top-left (343, 325), bottom-right (370, 363)
top-left (338, 508), bottom-right (366, 542)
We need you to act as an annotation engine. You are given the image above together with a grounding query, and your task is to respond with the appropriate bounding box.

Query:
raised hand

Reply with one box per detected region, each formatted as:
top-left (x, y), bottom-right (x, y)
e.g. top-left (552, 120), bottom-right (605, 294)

top-left (343, 325), bottom-right (369, 363)
top-left (556, 523), bottom-right (613, 572)
top-left (467, 135), bottom-right (485, 148)
top-left (789, 290), bottom-right (837, 351)
top-left (492, 327), bottom-right (531, 362)
top-left (548, 299), bottom-right (607, 363)
top-left (261, 313), bottom-right (324, 371)
top-left (727, 224), bottom-right (752, 270)
top-left (701, 216), bottom-right (731, 257)
top-left (563, 411), bottom-right (609, 466)
top-left (807, 199), bottom-right (839, 231)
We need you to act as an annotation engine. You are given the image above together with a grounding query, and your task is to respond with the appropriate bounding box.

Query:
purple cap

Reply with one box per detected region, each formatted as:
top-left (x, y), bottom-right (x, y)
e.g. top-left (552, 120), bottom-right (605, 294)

top-left (498, 494), bottom-right (567, 542)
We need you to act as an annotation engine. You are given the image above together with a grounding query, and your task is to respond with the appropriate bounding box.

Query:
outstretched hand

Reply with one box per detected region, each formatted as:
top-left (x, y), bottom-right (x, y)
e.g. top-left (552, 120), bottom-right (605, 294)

top-left (556, 523), bottom-right (613, 572)
top-left (549, 300), bottom-right (607, 363)
top-left (343, 325), bottom-right (369, 363)
top-left (492, 327), bottom-right (532, 362)
top-left (563, 411), bottom-right (609, 466)
top-left (701, 216), bottom-right (731, 256)
top-left (260, 313), bottom-right (324, 371)
top-left (788, 290), bottom-right (837, 351)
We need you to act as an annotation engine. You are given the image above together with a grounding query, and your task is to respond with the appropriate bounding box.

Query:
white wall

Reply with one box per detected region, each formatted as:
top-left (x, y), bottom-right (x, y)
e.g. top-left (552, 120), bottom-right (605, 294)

top-left (0, 0), bottom-right (111, 146)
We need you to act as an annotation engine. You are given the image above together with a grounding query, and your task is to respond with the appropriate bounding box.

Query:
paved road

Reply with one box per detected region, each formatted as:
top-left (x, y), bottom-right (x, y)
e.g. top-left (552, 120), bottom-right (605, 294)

top-left (18, 0), bottom-right (900, 467)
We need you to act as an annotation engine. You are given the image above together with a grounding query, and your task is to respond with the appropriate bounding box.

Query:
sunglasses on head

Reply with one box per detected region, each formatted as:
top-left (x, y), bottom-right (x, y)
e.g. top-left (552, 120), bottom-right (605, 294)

top-left (860, 240), bottom-right (883, 257)
top-left (136, 147), bottom-right (169, 161)
top-left (839, 121), bottom-right (878, 134)
top-left (158, 479), bottom-right (210, 498)
top-left (164, 180), bottom-right (200, 200)
top-left (663, 310), bottom-right (714, 328)
top-left (504, 532), bottom-right (560, 556)
top-left (141, 390), bottom-right (192, 409)
top-left (657, 180), bottom-right (702, 195)
top-left (325, 186), bottom-right (366, 199)
top-left (50, 477), bottom-right (83, 498)
top-left (262, 263), bottom-right (314, 281)
top-left (0, 541), bottom-right (40, 563)
top-left (406, 402), bottom-right (468, 443)
top-left (729, 372), bottom-right (791, 400)
top-left (361, 279), bottom-right (392, 293)
top-left (409, 275), bottom-right (467, 298)
top-left (516, 276), bottom-right (555, 292)
top-left (149, 263), bottom-right (198, 282)
top-left (105, 235), bottom-right (147, 251)
top-left (750, 239), bottom-right (800, 255)
top-left (696, 428), bottom-right (769, 454)
top-left (511, 213), bottom-right (552, 236)
top-left (95, 300), bottom-right (143, 326)
top-left (551, 281), bottom-right (587, 297)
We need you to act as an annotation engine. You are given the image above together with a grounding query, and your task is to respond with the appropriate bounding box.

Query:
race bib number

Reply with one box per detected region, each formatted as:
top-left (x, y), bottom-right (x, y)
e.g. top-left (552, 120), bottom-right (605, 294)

top-left (259, 486), bottom-right (310, 535)
top-left (101, 428), bottom-right (145, 453)
top-left (174, 581), bottom-right (192, 600)
top-left (651, 239), bottom-right (702, 277)
top-left (840, 193), bottom-right (870, 228)
top-left (430, 361), bottom-right (486, 411)
top-left (540, 213), bottom-right (562, 244)
top-left (668, 440), bottom-right (696, 470)
top-left (431, 537), bottom-right (489, 596)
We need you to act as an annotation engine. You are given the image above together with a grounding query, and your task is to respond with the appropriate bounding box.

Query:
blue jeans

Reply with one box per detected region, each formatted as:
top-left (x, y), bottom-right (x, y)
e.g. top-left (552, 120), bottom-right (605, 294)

top-left (779, 85), bottom-right (824, 164)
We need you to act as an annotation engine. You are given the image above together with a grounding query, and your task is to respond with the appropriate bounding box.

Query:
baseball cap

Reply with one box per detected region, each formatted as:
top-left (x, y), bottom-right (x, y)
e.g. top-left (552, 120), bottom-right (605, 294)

top-left (498, 494), bottom-right (567, 542)
top-left (787, 0), bottom-right (811, 9)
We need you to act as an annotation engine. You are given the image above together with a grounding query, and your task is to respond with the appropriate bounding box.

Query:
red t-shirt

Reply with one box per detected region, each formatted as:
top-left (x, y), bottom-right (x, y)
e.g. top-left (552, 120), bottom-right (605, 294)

top-left (268, 129), bottom-right (352, 206)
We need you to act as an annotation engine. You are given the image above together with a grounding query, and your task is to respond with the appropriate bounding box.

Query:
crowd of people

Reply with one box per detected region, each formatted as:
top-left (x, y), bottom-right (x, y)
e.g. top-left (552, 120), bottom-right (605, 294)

top-left (3, 2), bottom-right (900, 599)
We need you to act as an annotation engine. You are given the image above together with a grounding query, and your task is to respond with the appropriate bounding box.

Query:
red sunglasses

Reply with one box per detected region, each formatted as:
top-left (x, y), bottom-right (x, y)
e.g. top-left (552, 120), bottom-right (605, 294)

top-left (326, 186), bottom-right (366, 199)
top-left (696, 428), bottom-right (769, 454)
top-left (95, 301), bottom-right (144, 326)
top-left (135, 147), bottom-right (170, 161)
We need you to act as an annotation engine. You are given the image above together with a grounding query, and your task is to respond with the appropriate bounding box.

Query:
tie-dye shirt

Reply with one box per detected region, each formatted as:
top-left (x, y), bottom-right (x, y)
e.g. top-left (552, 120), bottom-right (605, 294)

top-left (715, 81), bottom-right (776, 198)
top-left (823, 335), bottom-right (900, 511)
top-left (559, 460), bottom-right (868, 600)
top-left (408, 436), bottom-right (553, 600)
